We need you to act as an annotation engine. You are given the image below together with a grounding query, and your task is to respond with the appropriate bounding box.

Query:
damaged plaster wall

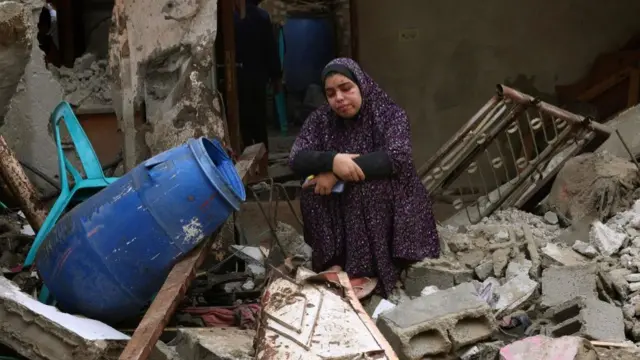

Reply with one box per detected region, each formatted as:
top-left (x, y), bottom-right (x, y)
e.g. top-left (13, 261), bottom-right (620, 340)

top-left (357, 0), bottom-right (640, 167)
top-left (1, 0), bottom-right (63, 192)
top-left (110, 0), bottom-right (226, 169)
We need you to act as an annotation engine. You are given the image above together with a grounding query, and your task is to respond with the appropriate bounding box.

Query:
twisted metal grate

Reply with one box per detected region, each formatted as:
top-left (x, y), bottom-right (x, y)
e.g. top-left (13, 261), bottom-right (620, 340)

top-left (418, 85), bottom-right (615, 224)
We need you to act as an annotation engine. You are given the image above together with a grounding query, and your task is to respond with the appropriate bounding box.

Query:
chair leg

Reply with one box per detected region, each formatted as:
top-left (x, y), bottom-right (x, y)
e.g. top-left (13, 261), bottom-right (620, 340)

top-left (38, 285), bottom-right (53, 304)
top-left (23, 196), bottom-right (72, 267)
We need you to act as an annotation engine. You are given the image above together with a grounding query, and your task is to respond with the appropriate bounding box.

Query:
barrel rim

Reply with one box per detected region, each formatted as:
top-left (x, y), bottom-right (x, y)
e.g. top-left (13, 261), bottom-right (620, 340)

top-left (188, 137), bottom-right (246, 210)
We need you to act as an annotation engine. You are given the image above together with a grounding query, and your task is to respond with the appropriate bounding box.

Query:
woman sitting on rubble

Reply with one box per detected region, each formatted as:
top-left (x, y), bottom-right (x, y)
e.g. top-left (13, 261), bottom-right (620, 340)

top-left (289, 58), bottom-right (440, 298)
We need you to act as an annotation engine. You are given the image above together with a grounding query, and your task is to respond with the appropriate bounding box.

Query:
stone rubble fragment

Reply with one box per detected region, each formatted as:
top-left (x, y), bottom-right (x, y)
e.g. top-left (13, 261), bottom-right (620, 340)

top-left (572, 240), bottom-right (599, 259)
top-left (590, 220), bottom-right (626, 256)
top-left (541, 243), bottom-right (588, 267)
top-left (493, 273), bottom-right (539, 317)
top-left (543, 211), bottom-right (559, 225)
top-left (404, 258), bottom-right (473, 296)
top-left (499, 335), bottom-right (597, 360)
top-left (171, 327), bottom-right (254, 360)
top-left (541, 265), bottom-right (598, 308)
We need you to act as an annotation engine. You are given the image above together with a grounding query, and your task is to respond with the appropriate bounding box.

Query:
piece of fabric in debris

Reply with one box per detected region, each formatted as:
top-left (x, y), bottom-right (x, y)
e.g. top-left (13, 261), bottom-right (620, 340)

top-left (182, 304), bottom-right (260, 329)
top-left (289, 58), bottom-right (440, 297)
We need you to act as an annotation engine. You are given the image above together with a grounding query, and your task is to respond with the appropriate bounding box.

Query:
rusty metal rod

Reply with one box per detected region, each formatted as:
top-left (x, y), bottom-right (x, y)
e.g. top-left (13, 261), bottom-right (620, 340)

top-left (470, 125), bottom-right (574, 223)
top-left (0, 135), bottom-right (47, 232)
top-left (497, 84), bottom-right (612, 135)
top-left (417, 95), bottom-right (500, 178)
top-left (437, 104), bottom-right (526, 192)
top-left (615, 129), bottom-right (640, 172)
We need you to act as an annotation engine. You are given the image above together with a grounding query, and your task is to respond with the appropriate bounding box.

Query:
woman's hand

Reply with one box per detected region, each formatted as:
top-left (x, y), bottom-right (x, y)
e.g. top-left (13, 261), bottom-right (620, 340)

top-left (303, 172), bottom-right (339, 195)
top-left (332, 153), bottom-right (365, 182)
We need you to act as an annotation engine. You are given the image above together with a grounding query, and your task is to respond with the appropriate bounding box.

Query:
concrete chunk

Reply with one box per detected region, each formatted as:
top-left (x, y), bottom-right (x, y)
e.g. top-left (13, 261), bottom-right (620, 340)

top-left (499, 335), bottom-right (597, 360)
top-left (541, 265), bottom-right (597, 308)
top-left (377, 282), bottom-right (496, 359)
top-left (0, 276), bottom-right (128, 360)
top-left (493, 273), bottom-right (538, 317)
top-left (590, 221), bottom-right (625, 256)
top-left (404, 259), bottom-right (473, 296)
top-left (172, 327), bottom-right (254, 360)
top-left (545, 297), bottom-right (625, 342)
top-left (541, 243), bottom-right (588, 267)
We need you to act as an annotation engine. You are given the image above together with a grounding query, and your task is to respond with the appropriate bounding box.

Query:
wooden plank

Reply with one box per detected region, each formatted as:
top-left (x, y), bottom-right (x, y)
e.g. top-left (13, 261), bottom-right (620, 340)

top-left (0, 135), bottom-right (47, 232)
top-left (221, 0), bottom-right (242, 153)
top-left (119, 143), bottom-right (267, 360)
top-left (591, 341), bottom-right (632, 348)
top-left (337, 272), bottom-right (399, 360)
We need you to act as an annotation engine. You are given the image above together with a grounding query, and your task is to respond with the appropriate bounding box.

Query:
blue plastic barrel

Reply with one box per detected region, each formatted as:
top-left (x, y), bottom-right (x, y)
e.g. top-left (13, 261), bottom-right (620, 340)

top-left (283, 14), bottom-right (336, 93)
top-left (35, 138), bottom-right (245, 323)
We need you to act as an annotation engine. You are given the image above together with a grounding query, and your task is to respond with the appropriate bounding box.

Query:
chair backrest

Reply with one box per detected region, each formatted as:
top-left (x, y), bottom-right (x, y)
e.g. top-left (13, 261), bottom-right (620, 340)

top-left (50, 102), bottom-right (106, 188)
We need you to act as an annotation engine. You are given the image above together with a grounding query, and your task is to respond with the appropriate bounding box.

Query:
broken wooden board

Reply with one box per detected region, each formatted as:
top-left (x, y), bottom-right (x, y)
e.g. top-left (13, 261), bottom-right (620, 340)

top-left (119, 143), bottom-right (266, 360)
top-left (255, 269), bottom-right (398, 360)
top-left (0, 134), bottom-right (48, 232)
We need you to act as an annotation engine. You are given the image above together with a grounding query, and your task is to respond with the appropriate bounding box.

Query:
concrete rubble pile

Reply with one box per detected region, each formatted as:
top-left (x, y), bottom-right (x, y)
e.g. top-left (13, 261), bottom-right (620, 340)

top-left (372, 151), bottom-right (640, 359)
top-left (50, 53), bottom-right (112, 108)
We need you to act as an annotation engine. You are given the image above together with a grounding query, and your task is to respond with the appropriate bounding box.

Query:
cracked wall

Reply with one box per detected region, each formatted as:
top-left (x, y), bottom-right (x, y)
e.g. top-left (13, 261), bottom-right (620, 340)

top-left (1, 0), bottom-right (64, 193)
top-left (110, 0), bottom-right (225, 169)
top-left (357, 0), bottom-right (640, 167)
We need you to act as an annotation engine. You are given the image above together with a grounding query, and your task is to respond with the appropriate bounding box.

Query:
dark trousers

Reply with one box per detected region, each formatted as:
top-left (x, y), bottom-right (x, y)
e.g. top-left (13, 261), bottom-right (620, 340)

top-left (238, 79), bottom-right (269, 152)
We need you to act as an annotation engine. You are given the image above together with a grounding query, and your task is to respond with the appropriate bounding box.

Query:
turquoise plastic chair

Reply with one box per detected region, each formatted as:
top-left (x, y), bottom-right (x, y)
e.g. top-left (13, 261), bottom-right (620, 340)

top-left (23, 101), bottom-right (119, 303)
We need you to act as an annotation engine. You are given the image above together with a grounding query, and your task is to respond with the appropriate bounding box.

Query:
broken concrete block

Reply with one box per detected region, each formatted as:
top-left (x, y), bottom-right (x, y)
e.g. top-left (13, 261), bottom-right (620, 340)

top-left (493, 273), bottom-right (539, 317)
top-left (590, 221), bottom-right (626, 256)
top-left (0, 276), bottom-right (129, 360)
top-left (541, 243), bottom-right (588, 267)
top-left (404, 259), bottom-right (473, 296)
top-left (492, 248), bottom-right (510, 277)
top-left (541, 265), bottom-right (598, 308)
top-left (458, 341), bottom-right (503, 360)
top-left (505, 260), bottom-right (532, 280)
top-left (630, 282), bottom-right (640, 292)
top-left (499, 335), bottom-right (597, 360)
top-left (572, 240), bottom-right (599, 258)
top-left (377, 282), bottom-right (496, 359)
top-left (545, 297), bottom-right (625, 341)
top-left (474, 261), bottom-right (494, 281)
top-left (172, 327), bottom-right (254, 360)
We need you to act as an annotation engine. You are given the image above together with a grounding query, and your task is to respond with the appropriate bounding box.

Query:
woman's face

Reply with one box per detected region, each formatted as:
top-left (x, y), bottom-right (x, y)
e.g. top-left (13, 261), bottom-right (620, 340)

top-left (324, 73), bottom-right (362, 118)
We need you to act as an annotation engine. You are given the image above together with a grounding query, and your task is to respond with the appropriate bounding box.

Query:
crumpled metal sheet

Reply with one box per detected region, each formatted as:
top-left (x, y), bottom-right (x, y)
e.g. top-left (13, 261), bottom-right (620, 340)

top-left (255, 270), bottom-right (392, 360)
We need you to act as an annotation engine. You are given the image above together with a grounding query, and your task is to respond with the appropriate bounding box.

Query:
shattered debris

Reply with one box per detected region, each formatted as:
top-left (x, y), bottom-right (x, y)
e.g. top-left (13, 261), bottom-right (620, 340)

top-left (49, 53), bottom-right (111, 108)
top-left (547, 151), bottom-right (640, 223)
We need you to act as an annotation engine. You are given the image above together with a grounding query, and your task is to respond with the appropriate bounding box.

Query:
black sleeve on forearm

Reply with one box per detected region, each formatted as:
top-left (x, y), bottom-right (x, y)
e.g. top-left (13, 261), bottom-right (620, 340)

top-left (354, 151), bottom-right (394, 180)
top-left (291, 150), bottom-right (336, 177)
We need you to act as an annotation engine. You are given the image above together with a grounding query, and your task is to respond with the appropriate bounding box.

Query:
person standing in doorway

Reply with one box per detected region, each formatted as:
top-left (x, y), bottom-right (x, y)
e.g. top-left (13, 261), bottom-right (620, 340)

top-left (234, 0), bottom-right (282, 152)
top-left (38, 0), bottom-right (61, 68)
